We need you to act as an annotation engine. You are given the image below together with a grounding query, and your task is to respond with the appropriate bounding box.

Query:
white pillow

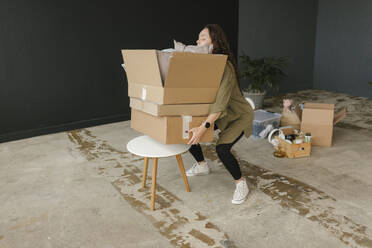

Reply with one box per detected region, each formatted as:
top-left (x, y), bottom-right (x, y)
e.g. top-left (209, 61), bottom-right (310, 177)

top-left (173, 40), bottom-right (213, 54)
top-left (156, 51), bottom-right (172, 85)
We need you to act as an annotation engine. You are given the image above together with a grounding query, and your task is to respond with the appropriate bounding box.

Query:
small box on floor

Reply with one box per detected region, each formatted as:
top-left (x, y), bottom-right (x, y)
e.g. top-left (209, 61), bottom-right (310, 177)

top-left (277, 128), bottom-right (311, 158)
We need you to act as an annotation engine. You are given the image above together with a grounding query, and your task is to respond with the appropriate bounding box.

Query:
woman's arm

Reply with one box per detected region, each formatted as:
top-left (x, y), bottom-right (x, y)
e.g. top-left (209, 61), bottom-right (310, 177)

top-left (187, 61), bottom-right (234, 145)
top-left (187, 112), bottom-right (221, 145)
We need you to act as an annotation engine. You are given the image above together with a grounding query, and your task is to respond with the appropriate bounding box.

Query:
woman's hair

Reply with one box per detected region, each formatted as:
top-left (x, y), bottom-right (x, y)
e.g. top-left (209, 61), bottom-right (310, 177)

top-left (204, 24), bottom-right (242, 94)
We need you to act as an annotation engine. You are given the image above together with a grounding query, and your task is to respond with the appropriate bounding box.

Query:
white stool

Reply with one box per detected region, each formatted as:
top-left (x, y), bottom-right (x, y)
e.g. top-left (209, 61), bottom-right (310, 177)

top-left (126, 135), bottom-right (191, 211)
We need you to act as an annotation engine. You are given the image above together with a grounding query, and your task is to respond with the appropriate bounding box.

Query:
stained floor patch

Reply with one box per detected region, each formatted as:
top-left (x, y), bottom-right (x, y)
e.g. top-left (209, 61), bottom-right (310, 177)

top-left (67, 129), bottom-right (372, 248)
top-left (67, 129), bottom-right (233, 248)
top-left (189, 229), bottom-right (215, 246)
top-left (203, 143), bottom-right (372, 248)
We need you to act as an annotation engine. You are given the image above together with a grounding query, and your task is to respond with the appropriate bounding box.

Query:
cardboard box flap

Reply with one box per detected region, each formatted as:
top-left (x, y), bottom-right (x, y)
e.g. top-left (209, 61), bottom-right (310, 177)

top-left (333, 108), bottom-right (347, 125)
top-left (121, 50), bottom-right (163, 87)
top-left (304, 102), bottom-right (334, 110)
top-left (164, 52), bottom-right (227, 88)
top-left (301, 108), bottom-right (334, 125)
top-left (294, 104), bottom-right (303, 120)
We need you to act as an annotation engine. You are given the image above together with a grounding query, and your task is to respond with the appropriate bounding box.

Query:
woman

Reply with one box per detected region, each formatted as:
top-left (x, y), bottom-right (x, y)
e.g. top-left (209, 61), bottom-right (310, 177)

top-left (186, 24), bottom-right (254, 205)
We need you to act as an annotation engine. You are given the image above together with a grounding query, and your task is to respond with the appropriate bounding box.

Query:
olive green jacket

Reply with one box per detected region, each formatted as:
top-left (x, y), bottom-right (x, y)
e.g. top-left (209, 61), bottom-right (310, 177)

top-left (209, 61), bottom-right (254, 145)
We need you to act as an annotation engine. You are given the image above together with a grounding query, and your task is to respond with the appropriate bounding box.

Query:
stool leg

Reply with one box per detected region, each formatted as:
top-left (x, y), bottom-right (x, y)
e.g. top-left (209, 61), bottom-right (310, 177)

top-left (176, 154), bottom-right (191, 192)
top-left (142, 157), bottom-right (149, 188)
top-left (151, 158), bottom-right (158, 211)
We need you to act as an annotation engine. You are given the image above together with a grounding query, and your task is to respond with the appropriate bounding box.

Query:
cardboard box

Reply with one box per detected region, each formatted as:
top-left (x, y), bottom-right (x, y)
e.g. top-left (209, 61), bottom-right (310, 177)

top-left (122, 50), bottom-right (227, 104)
top-left (130, 108), bottom-right (213, 144)
top-left (277, 127), bottom-right (311, 158)
top-left (301, 103), bottom-right (347, 147)
top-left (130, 97), bottom-right (210, 117)
top-left (278, 139), bottom-right (311, 158)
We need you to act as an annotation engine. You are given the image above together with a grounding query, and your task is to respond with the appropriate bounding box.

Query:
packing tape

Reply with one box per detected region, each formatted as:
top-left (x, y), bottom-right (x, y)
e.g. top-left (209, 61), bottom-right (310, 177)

top-left (141, 87), bottom-right (147, 101)
top-left (182, 116), bottom-right (192, 139)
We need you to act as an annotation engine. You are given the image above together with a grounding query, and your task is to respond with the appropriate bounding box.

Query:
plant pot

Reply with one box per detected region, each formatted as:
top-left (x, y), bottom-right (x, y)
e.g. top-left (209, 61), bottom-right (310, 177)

top-left (243, 91), bottom-right (266, 110)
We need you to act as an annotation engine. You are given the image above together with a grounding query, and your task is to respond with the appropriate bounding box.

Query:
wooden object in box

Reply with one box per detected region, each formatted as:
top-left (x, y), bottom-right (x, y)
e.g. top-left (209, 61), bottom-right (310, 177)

top-left (278, 139), bottom-right (311, 158)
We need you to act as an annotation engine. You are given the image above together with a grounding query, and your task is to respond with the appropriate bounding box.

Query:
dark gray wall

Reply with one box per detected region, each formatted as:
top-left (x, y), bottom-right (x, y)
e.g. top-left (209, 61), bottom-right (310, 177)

top-left (238, 0), bottom-right (319, 94)
top-left (313, 0), bottom-right (372, 98)
top-left (0, 0), bottom-right (238, 143)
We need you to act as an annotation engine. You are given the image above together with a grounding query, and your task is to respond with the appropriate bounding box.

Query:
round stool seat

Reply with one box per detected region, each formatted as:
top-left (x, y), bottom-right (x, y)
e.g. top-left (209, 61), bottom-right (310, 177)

top-left (127, 135), bottom-right (191, 158)
top-left (126, 135), bottom-right (192, 211)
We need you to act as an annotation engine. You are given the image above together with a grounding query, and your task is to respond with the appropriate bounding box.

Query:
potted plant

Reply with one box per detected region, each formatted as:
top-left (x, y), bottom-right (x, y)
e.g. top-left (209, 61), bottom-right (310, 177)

top-left (239, 54), bottom-right (289, 109)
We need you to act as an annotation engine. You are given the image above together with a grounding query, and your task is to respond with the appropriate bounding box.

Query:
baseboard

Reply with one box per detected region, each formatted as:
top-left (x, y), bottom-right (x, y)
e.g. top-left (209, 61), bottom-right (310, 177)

top-left (0, 114), bottom-right (130, 143)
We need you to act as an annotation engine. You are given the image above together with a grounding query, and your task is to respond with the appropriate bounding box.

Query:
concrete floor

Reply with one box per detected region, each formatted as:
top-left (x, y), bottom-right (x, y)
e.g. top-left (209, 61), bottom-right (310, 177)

top-left (1, 90), bottom-right (372, 248)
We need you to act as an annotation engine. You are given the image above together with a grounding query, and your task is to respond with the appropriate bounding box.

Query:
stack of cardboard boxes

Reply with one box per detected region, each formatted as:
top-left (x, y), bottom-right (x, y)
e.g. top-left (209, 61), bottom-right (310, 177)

top-left (121, 50), bottom-right (228, 144)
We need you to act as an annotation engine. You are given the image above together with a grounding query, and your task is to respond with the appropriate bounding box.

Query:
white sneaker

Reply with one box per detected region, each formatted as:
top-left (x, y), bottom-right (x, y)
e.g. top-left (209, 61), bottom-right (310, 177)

top-left (232, 178), bottom-right (249, 204)
top-left (186, 161), bottom-right (210, 177)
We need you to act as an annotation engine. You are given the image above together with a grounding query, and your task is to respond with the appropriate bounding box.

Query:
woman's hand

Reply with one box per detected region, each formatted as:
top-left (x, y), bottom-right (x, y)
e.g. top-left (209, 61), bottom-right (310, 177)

top-left (187, 125), bottom-right (207, 145)
top-left (187, 112), bottom-right (221, 145)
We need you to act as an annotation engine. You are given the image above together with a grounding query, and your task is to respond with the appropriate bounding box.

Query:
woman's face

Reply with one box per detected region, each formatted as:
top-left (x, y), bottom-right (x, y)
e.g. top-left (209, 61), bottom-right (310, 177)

top-left (196, 28), bottom-right (212, 47)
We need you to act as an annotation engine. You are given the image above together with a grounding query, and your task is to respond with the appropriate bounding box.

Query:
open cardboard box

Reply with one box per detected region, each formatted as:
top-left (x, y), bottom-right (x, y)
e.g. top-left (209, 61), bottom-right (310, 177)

top-left (301, 103), bottom-right (347, 147)
top-left (122, 50), bottom-right (227, 104)
top-left (278, 127), bottom-right (311, 158)
top-left (130, 108), bottom-right (213, 144)
top-left (130, 97), bottom-right (210, 117)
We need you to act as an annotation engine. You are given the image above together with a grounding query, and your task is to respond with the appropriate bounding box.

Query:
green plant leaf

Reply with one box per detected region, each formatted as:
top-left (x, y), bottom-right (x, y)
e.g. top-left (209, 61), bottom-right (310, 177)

top-left (239, 54), bottom-right (289, 92)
